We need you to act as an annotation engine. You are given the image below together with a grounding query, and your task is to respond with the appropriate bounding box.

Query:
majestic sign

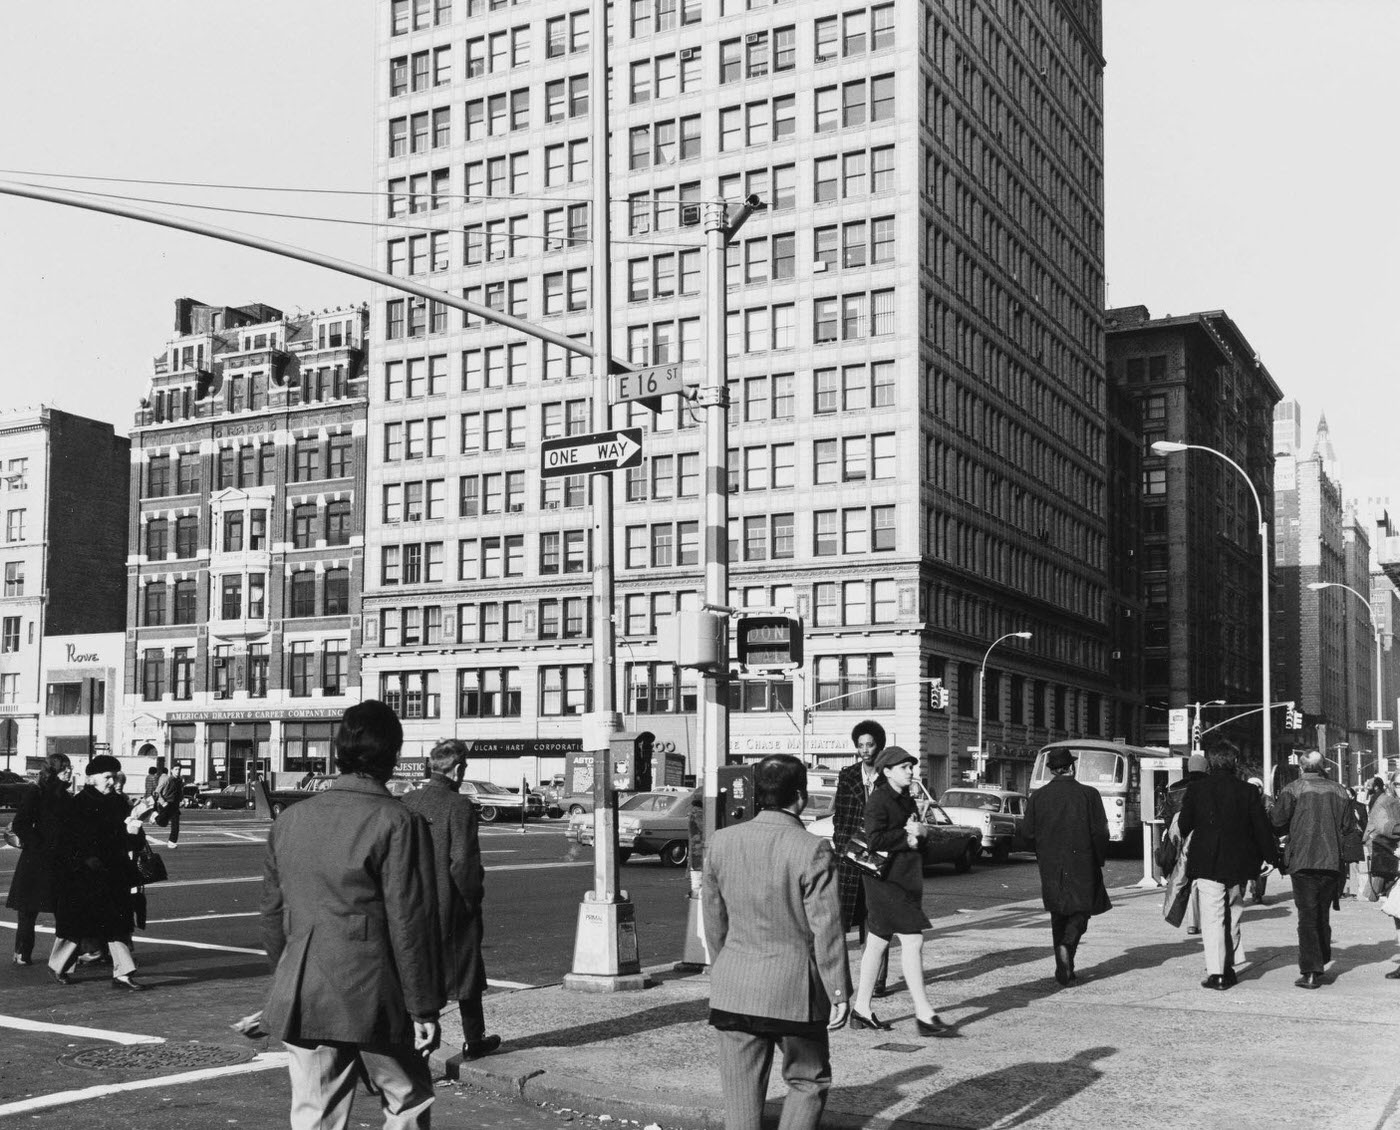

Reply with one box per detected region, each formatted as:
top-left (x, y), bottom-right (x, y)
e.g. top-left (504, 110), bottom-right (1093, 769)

top-left (540, 429), bottom-right (643, 478)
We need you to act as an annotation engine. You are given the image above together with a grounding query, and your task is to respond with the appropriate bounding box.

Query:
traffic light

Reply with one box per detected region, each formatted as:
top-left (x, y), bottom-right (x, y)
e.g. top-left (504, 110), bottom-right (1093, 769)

top-left (1285, 705), bottom-right (1302, 730)
top-left (735, 613), bottom-right (803, 670)
top-left (928, 681), bottom-right (948, 710)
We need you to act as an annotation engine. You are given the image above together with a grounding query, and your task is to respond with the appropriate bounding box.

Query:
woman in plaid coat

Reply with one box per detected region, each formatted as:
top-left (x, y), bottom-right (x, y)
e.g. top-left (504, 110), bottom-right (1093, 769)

top-left (832, 720), bottom-right (888, 978)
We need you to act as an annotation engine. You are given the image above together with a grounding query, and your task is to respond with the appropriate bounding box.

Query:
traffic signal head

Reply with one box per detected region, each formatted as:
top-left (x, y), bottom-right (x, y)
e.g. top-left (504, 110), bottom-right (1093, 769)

top-left (928, 683), bottom-right (948, 710)
top-left (735, 614), bottom-right (803, 671)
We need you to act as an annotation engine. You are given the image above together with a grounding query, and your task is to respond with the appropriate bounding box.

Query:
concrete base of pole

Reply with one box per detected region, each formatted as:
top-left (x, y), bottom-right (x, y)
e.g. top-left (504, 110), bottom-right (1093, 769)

top-left (675, 889), bottom-right (711, 971)
top-left (565, 895), bottom-right (645, 991)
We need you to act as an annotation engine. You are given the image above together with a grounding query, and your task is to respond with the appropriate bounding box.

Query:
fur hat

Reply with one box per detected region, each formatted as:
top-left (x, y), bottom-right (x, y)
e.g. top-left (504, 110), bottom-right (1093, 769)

top-left (85, 754), bottom-right (121, 777)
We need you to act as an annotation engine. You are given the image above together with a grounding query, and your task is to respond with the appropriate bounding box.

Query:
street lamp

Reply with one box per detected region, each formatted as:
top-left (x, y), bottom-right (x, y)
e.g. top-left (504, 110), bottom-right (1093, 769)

top-left (1307, 580), bottom-right (1385, 779)
top-left (976, 631), bottom-right (1032, 784)
top-left (1152, 439), bottom-right (1273, 795)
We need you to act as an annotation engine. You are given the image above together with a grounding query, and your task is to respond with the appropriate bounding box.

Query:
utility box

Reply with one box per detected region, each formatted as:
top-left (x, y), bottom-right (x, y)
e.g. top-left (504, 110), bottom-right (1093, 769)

top-left (658, 611), bottom-right (726, 669)
top-left (717, 763), bottom-right (757, 828)
top-left (609, 731), bottom-right (656, 792)
top-left (1140, 755), bottom-right (1185, 824)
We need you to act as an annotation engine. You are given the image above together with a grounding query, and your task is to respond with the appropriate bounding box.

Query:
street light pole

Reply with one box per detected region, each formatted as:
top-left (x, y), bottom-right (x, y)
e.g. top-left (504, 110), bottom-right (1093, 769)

top-left (1152, 440), bottom-right (1273, 795)
top-left (975, 632), bottom-right (1032, 785)
top-left (1307, 580), bottom-right (1385, 779)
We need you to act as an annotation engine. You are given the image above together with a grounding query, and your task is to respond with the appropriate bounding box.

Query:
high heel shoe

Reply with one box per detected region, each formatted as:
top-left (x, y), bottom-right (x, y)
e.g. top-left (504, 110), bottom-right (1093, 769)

top-left (849, 1010), bottom-right (892, 1031)
top-left (915, 1015), bottom-right (953, 1037)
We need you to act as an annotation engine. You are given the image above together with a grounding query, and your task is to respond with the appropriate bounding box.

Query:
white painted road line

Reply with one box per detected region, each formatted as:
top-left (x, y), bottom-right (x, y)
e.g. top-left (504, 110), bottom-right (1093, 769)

top-left (0, 1015), bottom-right (163, 1046)
top-left (0, 921), bottom-right (264, 956)
top-left (0, 1051), bottom-right (291, 1117)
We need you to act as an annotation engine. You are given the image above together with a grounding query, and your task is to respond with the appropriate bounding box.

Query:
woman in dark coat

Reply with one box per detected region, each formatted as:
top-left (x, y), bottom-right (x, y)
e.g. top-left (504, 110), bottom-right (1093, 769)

top-left (849, 747), bottom-right (947, 1036)
top-left (47, 755), bottom-right (146, 990)
top-left (6, 754), bottom-right (73, 965)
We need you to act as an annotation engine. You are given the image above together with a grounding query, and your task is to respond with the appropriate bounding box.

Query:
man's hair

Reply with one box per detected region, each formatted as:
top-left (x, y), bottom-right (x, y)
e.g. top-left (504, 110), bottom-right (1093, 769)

top-left (755, 754), bottom-right (808, 810)
top-left (335, 700), bottom-right (403, 781)
top-left (850, 720), bottom-right (886, 751)
top-left (428, 738), bottom-right (469, 775)
top-left (1300, 751), bottom-right (1325, 774)
top-left (1205, 742), bottom-right (1238, 774)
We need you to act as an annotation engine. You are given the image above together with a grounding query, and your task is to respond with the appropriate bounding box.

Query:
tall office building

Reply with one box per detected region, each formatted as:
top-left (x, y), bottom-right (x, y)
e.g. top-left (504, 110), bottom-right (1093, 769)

top-left (124, 300), bottom-right (369, 784)
top-left (370, 0), bottom-right (1109, 791)
top-left (1106, 306), bottom-right (1281, 765)
top-left (0, 408), bottom-right (129, 770)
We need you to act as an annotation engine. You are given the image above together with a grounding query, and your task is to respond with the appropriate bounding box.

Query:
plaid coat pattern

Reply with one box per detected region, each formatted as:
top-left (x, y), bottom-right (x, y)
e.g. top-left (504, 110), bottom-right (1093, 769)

top-left (832, 760), bottom-right (873, 930)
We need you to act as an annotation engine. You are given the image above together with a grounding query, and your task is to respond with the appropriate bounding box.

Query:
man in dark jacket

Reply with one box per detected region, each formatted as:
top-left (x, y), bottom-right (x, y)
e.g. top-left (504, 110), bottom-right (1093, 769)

top-left (401, 738), bottom-right (501, 1062)
top-left (1179, 743), bottom-right (1278, 990)
top-left (1271, 751), bottom-right (1357, 989)
top-left (261, 701), bottom-right (444, 1128)
top-left (1022, 747), bottom-right (1111, 986)
top-left (831, 720), bottom-right (888, 995)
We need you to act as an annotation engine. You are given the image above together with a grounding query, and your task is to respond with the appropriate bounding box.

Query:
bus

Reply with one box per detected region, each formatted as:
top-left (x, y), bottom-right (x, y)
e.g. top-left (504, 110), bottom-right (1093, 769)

top-left (1030, 739), bottom-right (1169, 846)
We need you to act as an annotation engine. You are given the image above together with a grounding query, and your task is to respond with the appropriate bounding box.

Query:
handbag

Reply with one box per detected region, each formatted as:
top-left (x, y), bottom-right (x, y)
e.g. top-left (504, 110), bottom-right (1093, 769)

top-left (1379, 882), bottom-right (1400, 919)
top-left (133, 842), bottom-right (168, 885)
top-left (841, 834), bottom-right (893, 880)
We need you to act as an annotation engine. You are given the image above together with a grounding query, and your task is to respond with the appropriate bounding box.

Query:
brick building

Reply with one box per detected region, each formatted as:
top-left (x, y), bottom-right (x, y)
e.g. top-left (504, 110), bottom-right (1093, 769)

top-left (1105, 306), bottom-right (1282, 768)
top-left (123, 300), bottom-right (371, 785)
top-left (369, 0), bottom-right (1114, 792)
top-left (0, 407), bottom-right (129, 771)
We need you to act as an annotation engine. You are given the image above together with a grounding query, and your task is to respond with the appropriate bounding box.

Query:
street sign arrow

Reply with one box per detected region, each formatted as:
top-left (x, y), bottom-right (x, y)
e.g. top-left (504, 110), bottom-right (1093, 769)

top-left (540, 428), bottom-right (645, 478)
top-left (1367, 719), bottom-right (1394, 731)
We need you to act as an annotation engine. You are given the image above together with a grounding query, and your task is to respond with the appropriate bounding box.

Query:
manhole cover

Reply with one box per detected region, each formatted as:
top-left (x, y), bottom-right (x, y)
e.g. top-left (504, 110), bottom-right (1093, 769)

top-left (872, 1042), bottom-right (927, 1054)
top-left (62, 1043), bottom-right (254, 1074)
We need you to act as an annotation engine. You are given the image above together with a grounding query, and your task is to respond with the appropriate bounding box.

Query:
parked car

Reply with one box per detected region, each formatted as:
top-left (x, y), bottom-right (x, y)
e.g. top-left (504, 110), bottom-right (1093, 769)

top-left (559, 793), bottom-right (596, 817)
top-left (0, 770), bottom-right (36, 811)
top-left (567, 787), bottom-right (695, 866)
top-left (806, 795), bottom-right (982, 873)
top-left (458, 778), bottom-right (545, 823)
top-left (198, 783), bottom-right (257, 810)
top-left (937, 787), bottom-right (1031, 862)
top-left (801, 787), bottom-right (837, 828)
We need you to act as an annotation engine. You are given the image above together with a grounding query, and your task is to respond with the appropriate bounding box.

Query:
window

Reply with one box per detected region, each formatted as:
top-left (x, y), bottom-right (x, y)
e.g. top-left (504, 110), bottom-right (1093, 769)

top-left (1, 616), bottom-right (19, 653)
top-left (3, 561), bottom-right (23, 597)
top-left (172, 648), bottom-right (193, 701)
top-left (144, 582), bottom-right (167, 626)
top-left (324, 569), bottom-right (350, 616)
top-left (294, 439), bottom-right (319, 482)
top-left (175, 516), bottom-right (198, 558)
top-left (292, 504), bottom-right (317, 549)
top-left (327, 435), bottom-right (353, 479)
top-left (540, 665), bottom-right (591, 716)
top-left (147, 455), bottom-right (171, 497)
top-left (176, 455), bottom-right (200, 495)
top-left (813, 653), bottom-right (895, 712)
top-left (174, 579), bottom-right (197, 624)
top-left (220, 575), bottom-right (242, 620)
top-left (146, 519), bottom-right (169, 560)
top-left (458, 668), bottom-right (522, 718)
top-left (380, 671), bottom-right (441, 720)
top-left (323, 641), bottom-right (348, 695)
top-left (141, 649), bottom-right (165, 702)
top-left (289, 642), bottom-right (314, 697)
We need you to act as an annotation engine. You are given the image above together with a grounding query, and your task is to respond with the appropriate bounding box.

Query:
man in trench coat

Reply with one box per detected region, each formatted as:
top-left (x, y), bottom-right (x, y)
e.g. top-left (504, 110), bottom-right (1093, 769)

top-left (1022, 746), bottom-right (1111, 986)
top-left (261, 701), bottom-right (444, 1129)
top-left (401, 738), bottom-right (501, 1061)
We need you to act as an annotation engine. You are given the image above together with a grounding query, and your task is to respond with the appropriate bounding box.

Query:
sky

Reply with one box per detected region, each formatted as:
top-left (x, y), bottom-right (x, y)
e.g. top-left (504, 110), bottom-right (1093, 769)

top-left (1, 1), bottom-right (1395, 487)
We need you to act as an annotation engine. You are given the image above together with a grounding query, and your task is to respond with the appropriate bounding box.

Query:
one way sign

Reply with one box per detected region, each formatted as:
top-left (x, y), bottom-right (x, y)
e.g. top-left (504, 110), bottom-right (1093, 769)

top-left (540, 428), bottom-right (644, 478)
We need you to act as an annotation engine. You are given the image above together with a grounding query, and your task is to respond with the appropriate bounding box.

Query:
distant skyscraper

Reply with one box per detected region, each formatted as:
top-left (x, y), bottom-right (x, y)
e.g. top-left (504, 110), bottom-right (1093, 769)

top-left (1106, 305), bottom-right (1281, 763)
top-left (368, 0), bottom-right (1110, 793)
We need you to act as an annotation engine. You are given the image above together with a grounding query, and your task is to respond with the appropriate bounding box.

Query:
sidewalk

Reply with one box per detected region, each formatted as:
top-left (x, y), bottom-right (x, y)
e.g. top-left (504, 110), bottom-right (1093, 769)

top-left (435, 881), bottom-right (1400, 1130)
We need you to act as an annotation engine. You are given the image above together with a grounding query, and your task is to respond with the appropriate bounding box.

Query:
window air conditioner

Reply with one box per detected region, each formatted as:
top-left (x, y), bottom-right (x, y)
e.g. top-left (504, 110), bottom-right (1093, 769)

top-left (680, 47), bottom-right (697, 60)
top-left (746, 32), bottom-right (763, 43)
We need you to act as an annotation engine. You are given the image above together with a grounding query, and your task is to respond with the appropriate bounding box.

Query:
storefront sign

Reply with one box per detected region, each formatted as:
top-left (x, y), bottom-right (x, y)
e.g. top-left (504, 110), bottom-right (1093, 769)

top-left (728, 734), bottom-right (851, 757)
top-left (464, 738), bottom-right (583, 757)
top-left (166, 707), bottom-right (345, 722)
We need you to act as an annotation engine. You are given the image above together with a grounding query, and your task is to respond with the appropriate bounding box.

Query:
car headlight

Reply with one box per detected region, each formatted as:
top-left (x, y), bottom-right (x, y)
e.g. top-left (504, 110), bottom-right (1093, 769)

top-left (620, 819), bottom-right (639, 835)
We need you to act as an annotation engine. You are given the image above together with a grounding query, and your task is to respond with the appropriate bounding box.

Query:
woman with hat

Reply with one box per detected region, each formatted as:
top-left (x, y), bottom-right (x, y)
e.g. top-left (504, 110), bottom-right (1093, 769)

top-left (47, 755), bottom-right (147, 990)
top-left (849, 746), bottom-right (949, 1036)
top-left (832, 719), bottom-right (890, 995)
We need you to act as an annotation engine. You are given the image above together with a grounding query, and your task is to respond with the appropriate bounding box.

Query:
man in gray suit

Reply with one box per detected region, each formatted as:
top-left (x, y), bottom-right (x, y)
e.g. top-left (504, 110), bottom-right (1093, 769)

top-left (703, 754), bottom-right (850, 1130)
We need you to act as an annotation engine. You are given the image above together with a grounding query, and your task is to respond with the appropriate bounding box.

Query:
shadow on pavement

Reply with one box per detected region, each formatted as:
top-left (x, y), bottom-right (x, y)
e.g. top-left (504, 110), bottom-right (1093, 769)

top-left (502, 998), bottom-right (711, 1052)
top-left (832, 1046), bottom-right (1116, 1129)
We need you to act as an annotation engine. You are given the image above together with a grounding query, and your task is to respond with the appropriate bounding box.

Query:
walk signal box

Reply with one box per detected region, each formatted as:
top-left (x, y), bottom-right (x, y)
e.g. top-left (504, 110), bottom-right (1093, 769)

top-left (735, 614), bottom-right (803, 670)
top-left (717, 764), bottom-right (756, 828)
top-left (609, 732), bottom-right (656, 793)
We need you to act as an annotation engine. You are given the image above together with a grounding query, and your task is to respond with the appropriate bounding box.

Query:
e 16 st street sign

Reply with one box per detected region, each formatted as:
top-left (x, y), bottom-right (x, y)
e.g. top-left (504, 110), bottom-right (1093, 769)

top-left (540, 428), bottom-right (644, 478)
top-left (613, 364), bottom-right (686, 404)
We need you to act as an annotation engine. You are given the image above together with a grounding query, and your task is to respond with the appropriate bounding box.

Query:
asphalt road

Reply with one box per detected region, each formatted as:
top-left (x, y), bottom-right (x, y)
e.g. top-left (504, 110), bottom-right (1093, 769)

top-left (0, 809), bottom-right (1147, 1123)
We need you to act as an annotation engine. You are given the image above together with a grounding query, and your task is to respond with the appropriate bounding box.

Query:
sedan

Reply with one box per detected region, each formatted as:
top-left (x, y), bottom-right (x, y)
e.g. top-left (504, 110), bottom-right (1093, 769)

top-left (458, 778), bottom-right (545, 823)
top-left (807, 797), bottom-right (981, 873)
top-left (938, 788), bottom-right (1031, 862)
top-left (0, 770), bottom-right (36, 811)
top-left (568, 787), bottom-right (696, 867)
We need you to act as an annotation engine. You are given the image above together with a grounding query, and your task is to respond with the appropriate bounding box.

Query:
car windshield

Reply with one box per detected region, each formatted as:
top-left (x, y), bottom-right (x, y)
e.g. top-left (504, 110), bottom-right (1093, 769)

top-left (620, 792), bottom-right (671, 811)
top-left (922, 801), bottom-right (953, 826)
top-left (467, 780), bottom-right (513, 796)
top-left (1074, 751), bottom-right (1124, 786)
top-left (942, 791), bottom-right (1002, 812)
top-left (805, 793), bottom-right (835, 818)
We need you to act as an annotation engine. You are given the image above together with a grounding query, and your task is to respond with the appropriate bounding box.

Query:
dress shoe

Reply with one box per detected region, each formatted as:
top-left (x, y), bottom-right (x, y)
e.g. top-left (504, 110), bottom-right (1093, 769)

top-left (77, 951), bottom-right (111, 967)
top-left (872, 982), bottom-right (890, 998)
top-left (1384, 967), bottom-right (1400, 980)
top-left (1222, 969), bottom-right (1238, 988)
top-left (915, 1015), bottom-right (953, 1037)
top-left (1185, 926), bottom-right (1201, 936)
top-left (12, 953), bottom-right (31, 966)
top-left (111, 975), bottom-right (146, 992)
top-left (48, 968), bottom-right (73, 986)
top-left (849, 1010), bottom-right (892, 1031)
top-left (1201, 974), bottom-right (1227, 991)
top-left (1294, 973), bottom-right (1323, 990)
top-left (1054, 966), bottom-right (1069, 986)
top-left (462, 1034), bottom-right (501, 1060)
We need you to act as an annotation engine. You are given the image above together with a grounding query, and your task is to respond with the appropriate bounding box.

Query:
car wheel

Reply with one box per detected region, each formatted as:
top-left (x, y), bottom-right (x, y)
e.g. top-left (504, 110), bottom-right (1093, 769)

top-left (547, 805), bottom-right (564, 820)
top-left (270, 802), bottom-right (285, 817)
top-left (478, 805), bottom-right (500, 823)
top-left (991, 843), bottom-right (1011, 864)
top-left (955, 843), bottom-right (976, 873)
top-left (661, 841), bottom-right (689, 868)
top-left (568, 803), bottom-right (586, 816)
top-left (618, 849), bottom-right (632, 864)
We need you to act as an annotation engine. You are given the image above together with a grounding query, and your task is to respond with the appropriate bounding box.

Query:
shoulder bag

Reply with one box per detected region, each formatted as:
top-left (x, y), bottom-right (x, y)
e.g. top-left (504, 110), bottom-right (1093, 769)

top-left (841, 834), bottom-right (893, 881)
top-left (1341, 827), bottom-right (1366, 865)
